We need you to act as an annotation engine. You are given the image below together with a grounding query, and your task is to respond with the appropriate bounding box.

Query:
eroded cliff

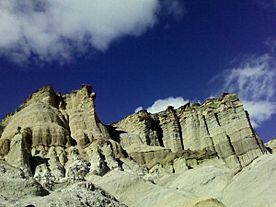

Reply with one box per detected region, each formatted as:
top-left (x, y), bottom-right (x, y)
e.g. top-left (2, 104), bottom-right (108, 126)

top-left (113, 93), bottom-right (266, 171)
top-left (0, 85), bottom-right (273, 207)
top-left (0, 85), bottom-right (125, 186)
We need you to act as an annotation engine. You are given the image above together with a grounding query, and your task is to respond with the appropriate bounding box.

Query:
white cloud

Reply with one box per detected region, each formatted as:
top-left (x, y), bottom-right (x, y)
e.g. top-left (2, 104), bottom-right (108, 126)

top-left (255, 0), bottom-right (276, 8)
top-left (216, 54), bottom-right (276, 127)
top-left (135, 97), bottom-right (189, 114)
top-left (134, 106), bottom-right (143, 113)
top-left (161, 0), bottom-right (186, 20)
top-left (136, 54), bottom-right (276, 126)
top-left (243, 101), bottom-right (276, 128)
top-left (265, 38), bottom-right (276, 53)
top-left (0, 0), bottom-right (184, 63)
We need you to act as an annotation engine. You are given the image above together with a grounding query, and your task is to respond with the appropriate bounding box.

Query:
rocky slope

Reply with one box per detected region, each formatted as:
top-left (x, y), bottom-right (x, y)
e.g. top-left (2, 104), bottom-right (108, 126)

top-left (0, 85), bottom-right (275, 207)
top-left (0, 161), bottom-right (126, 207)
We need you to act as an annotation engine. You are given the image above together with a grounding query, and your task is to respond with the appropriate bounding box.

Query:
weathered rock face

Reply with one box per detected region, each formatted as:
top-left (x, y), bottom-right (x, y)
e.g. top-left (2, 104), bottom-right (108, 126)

top-left (0, 161), bottom-right (126, 207)
top-left (5, 132), bottom-right (32, 174)
top-left (63, 85), bottom-right (111, 144)
top-left (0, 85), bottom-right (123, 184)
top-left (0, 86), bottom-right (267, 176)
top-left (0, 85), bottom-right (273, 207)
top-left (113, 93), bottom-right (266, 170)
top-left (266, 138), bottom-right (276, 154)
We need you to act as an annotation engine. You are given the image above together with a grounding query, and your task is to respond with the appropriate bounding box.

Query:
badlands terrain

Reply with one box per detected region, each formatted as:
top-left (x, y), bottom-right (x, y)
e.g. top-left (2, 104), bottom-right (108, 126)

top-left (0, 84), bottom-right (276, 207)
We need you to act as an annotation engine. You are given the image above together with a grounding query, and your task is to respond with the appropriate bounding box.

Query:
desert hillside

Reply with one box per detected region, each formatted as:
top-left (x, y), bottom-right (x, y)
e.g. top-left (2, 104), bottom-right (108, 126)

top-left (0, 85), bottom-right (275, 207)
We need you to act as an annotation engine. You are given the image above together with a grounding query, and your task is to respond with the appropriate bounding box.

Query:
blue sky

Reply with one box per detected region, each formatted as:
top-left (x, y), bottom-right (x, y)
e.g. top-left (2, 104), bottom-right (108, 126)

top-left (0, 0), bottom-right (275, 142)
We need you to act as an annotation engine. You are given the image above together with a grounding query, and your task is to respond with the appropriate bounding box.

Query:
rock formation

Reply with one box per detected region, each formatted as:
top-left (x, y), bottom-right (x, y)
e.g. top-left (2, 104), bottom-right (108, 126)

top-left (266, 138), bottom-right (276, 154)
top-left (0, 85), bottom-right (124, 183)
top-left (113, 93), bottom-right (266, 171)
top-left (0, 85), bottom-right (275, 207)
top-left (0, 161), bottom-right (126, 207)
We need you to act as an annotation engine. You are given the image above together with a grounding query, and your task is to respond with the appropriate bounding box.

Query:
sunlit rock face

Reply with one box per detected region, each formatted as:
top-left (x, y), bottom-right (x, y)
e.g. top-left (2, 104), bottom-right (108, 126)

top-left (113, 93), bottom-right (266, 170)
top-left (266, 138), bottom-right (276, 154)
top-left (0, 85), bottom-right (123, 184)
top-left (0, 85), bottom-right (273, 207)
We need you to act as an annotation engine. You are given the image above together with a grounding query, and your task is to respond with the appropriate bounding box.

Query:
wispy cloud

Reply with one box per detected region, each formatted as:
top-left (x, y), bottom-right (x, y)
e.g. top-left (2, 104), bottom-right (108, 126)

top-left (0, 0), bottom-right (184, 64)
top-left (265, 38), bottom-right (276, 53)
top-left (161, 0), bottom-right (186, 20)
top-left (135, 54), bottom-right (276, 127)
top-left (213, 54), bottom-right (276, 127)
top-left (135, 97), bottom-right (189, 114)
top-left (255, 0), bottom-right (276, 8)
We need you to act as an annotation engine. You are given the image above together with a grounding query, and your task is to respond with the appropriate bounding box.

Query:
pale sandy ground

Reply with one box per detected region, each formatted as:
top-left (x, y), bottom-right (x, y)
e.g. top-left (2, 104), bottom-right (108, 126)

top-left (88, 154), bottom-right (276, 207)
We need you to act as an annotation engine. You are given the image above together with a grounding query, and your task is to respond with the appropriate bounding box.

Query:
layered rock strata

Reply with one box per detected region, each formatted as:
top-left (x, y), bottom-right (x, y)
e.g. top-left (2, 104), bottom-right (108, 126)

top-left (0, 85), bottom-right (268, 203)
top-left (113, 93), bottom-right (266, 170)
top-left (0, 85), bottom-right (124, 185)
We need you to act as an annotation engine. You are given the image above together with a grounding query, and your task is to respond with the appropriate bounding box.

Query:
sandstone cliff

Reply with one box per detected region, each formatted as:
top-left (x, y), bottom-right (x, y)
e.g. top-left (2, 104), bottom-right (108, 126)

top-left (112, 93), bottom-right (266, 171)
top-left (0, 85), bottom-right (274, 207)
top-left (0, 85), bottom-right (124, 185)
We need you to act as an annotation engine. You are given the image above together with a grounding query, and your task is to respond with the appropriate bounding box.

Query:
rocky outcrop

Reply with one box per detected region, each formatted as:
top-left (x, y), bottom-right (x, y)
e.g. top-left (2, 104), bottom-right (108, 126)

top-left (0, 138), bottom-right (10, 156)
top-left (266, 138), bottom-right (276, 154)
top-left (0, 85), bottom-right (123, 184)
top-left (0, 161), bottom-right (49, 205)
top-left (63, 84), bottom-right (111, 145)
top-left (113, 93), bottom-right (266, 170)
top-left (90, 154), bottom-right (276, 207)
top-left (0, 86), bottom-right (268, 177)
top-left (1, 85), bottom-right (110, 148)
top-left (158, 106), bottom-right (184, 152)
top-left (5, 130), bottom-right (32, 176)
top-left (221, 154), bottom-right (276, 207)
top-left (0, 161), bottom-right (126, 207)
top-left (0, 85), bottom-right (273, 207)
